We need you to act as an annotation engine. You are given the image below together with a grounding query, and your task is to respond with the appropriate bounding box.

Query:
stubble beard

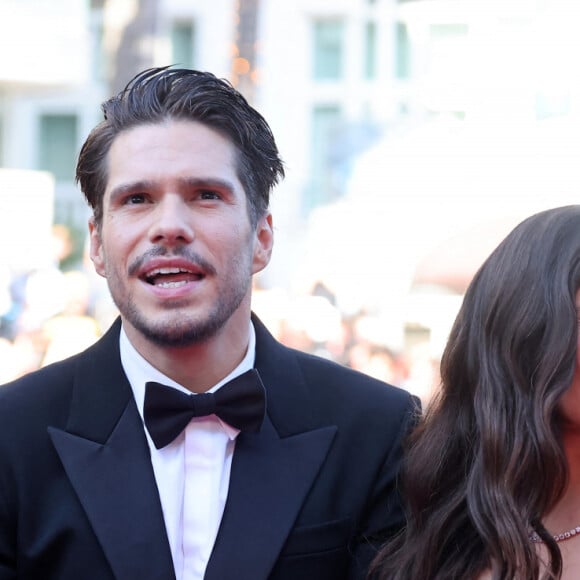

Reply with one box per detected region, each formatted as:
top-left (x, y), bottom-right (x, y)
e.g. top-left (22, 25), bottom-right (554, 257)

top-left (107, 254), bottom-right (253, 348)
top-left (121, 287), bottom-right (249, 347)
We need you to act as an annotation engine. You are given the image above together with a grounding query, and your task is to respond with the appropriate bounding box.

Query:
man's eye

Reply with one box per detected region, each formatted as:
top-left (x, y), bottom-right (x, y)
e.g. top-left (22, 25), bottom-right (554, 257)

top-left (200, 191), bottom-right (220, 200)
top-left (126, 194), bottom-right (146, 204)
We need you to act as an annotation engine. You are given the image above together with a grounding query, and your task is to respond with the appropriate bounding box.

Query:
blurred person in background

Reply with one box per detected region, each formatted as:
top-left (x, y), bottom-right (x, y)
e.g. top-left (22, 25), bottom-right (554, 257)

top-left (0, 338), bottom-right (16, 383)
top-left (40, 270), bottom-right (101, 366)
top-left (0, 223), bottom-right (101, 380)
top-left (0, 266), bottom-right (13, 340)
top-left (14, 224), bottom-right (73, 336)
top-left (370, 205), bottom-right (580, 580)
top-left (0, 67), bottom-right (418, 580)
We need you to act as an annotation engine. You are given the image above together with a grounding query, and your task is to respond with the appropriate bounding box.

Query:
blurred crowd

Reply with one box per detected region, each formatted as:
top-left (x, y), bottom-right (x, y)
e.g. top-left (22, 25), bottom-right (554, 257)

top-left (0, 224), bottom-right (439, 404)
top-left (0, 224), bottom-right (114, 384)
top-left (253, 282), bottom-right (440, 405)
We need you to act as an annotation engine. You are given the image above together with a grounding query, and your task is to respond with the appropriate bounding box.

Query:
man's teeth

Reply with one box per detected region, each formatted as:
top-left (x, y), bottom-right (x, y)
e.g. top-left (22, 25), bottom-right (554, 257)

top-left (144, 266), bottom-right (201, 286)
top-left (156, 280), bottom-right (188, 289)
top-left (148, 267), bottom-right (192, 276)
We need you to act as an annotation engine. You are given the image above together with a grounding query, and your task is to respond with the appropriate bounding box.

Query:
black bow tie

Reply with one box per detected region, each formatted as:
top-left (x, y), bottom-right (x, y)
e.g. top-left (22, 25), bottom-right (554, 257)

top-left (144, 369), bottom-right (266, 449)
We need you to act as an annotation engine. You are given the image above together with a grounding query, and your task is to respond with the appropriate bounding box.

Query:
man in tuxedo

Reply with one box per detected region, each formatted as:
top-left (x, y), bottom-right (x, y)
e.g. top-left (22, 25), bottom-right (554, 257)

top-left (0, 67), bottom-right (418, 580)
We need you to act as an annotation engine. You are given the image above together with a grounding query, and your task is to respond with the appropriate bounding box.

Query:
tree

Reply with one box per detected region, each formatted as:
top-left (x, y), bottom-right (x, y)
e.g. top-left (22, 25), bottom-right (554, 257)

top-left (102, 0), bottom-right (160, 95)
top-left (232, 0), bottom-right (260, 104)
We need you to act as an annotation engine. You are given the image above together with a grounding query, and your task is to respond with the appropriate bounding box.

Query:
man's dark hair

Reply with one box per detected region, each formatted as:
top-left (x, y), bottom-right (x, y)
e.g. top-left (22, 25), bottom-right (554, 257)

top-left (76, 66), bottom-right (285, 227)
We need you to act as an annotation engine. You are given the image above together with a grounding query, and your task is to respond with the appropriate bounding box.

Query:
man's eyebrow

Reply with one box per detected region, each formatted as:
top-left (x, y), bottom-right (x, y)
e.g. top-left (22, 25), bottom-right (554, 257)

top-left (179, 177), bottom-right (237, 193)
top-left (108, 180), bottom-right (156, 201)
top-left (108, 177), bottom-right (238, 200)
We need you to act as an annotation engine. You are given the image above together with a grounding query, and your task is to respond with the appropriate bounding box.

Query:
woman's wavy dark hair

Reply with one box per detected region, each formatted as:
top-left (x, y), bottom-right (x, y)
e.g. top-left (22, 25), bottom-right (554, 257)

top-left (370, 205), bottom-right (580, 580)
top-left (76, 66), bottom-right (284, 228)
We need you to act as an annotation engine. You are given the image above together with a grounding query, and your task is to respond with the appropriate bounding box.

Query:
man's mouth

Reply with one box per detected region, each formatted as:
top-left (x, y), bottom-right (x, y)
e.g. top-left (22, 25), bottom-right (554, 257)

top-left (142, 267), bottom-right (204, 288)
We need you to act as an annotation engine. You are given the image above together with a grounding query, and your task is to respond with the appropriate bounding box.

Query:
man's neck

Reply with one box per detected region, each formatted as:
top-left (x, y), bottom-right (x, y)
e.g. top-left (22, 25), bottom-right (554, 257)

top-left (122, 316), bottom-right (252, 393)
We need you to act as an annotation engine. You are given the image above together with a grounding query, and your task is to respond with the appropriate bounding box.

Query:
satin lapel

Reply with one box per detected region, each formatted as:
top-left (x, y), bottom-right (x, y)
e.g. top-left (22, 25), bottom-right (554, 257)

top-left (49, 319), bottom-right (175, 580)
top-left (206, 315), bottom-right (338, 579)
top-left (205, 416), bottom-right (337, 580)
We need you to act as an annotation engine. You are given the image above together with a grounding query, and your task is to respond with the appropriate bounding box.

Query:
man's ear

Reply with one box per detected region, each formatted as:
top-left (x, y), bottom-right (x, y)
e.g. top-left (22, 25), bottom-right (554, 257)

top-left (252, 213), bottom-right (273, 274)
top-left (88, 218), bottom-right (106, 278)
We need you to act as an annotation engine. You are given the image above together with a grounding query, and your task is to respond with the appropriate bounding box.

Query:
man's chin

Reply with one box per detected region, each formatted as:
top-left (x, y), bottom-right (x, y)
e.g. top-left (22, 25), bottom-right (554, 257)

top-left (131, 316), bottom-right (223, 348)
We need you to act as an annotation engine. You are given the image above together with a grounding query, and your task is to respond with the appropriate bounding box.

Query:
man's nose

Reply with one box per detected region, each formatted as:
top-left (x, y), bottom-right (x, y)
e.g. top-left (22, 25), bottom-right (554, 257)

top-left (148, 195), bottom-right (194, 245)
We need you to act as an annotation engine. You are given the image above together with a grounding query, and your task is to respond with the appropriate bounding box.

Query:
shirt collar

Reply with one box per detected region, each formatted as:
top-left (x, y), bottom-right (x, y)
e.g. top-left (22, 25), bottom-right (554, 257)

top-left (120, 322), bottom-right (256, 439)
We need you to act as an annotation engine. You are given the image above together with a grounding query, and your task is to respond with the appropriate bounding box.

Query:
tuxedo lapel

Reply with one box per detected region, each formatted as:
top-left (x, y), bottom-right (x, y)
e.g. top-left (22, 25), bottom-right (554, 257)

top-left (205, 315), bottom-right (338, 580)
top-left (49, 320), bottom-right (175, 580)
top-left (205, 417), bottom-right (336, 580)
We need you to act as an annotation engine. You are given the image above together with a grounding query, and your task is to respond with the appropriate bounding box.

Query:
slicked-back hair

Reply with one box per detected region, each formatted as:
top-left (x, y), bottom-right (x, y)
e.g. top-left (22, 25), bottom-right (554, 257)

top-left (371, 205), bottom-right (580, 580)
top-left (76, 66), bottom-right (284, 227)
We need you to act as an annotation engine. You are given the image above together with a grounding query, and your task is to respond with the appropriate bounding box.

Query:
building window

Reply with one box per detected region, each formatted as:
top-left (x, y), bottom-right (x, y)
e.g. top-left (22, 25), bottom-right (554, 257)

top-left (364, 20), bottom-right (377, 79)
top-left (313, 19), bottom-right (344, 80)
top-left (38, 114), bottom-right (78, 182)
top-left (171, 20), bottom-right (195, 69)
top-left (395, 21), bottom-right (410, 79)
top-left (430, 23), bottom-right (468, 40)
top-left (428, 23), bottom-right (468, 85)
top-left (306, 104), bottom-right (342, 210)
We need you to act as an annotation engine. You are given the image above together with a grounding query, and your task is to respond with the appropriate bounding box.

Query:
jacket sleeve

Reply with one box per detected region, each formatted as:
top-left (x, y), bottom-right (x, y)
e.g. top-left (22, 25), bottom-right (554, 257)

top-left (347, 393), bottom-right (420, 580)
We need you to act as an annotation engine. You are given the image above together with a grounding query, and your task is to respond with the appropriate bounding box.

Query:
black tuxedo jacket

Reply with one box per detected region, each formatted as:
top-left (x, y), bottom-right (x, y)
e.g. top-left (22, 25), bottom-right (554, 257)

top-left (0, 315), bottom-right (417, 580)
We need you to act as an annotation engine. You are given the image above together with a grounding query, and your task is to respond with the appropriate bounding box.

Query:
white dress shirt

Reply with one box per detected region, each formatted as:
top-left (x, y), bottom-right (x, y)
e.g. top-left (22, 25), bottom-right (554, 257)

top-left (120, 323), bottom-right (256, 580)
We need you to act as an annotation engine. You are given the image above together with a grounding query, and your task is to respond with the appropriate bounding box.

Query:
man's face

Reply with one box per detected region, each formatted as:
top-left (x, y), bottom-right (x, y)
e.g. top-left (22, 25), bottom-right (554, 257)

top-left (89, 120), bottom-right (273, 348)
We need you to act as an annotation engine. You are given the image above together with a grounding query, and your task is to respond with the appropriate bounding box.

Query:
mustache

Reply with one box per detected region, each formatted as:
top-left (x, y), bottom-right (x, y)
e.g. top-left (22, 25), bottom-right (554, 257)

top-left (128, 246), bottom-right (217, 277)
